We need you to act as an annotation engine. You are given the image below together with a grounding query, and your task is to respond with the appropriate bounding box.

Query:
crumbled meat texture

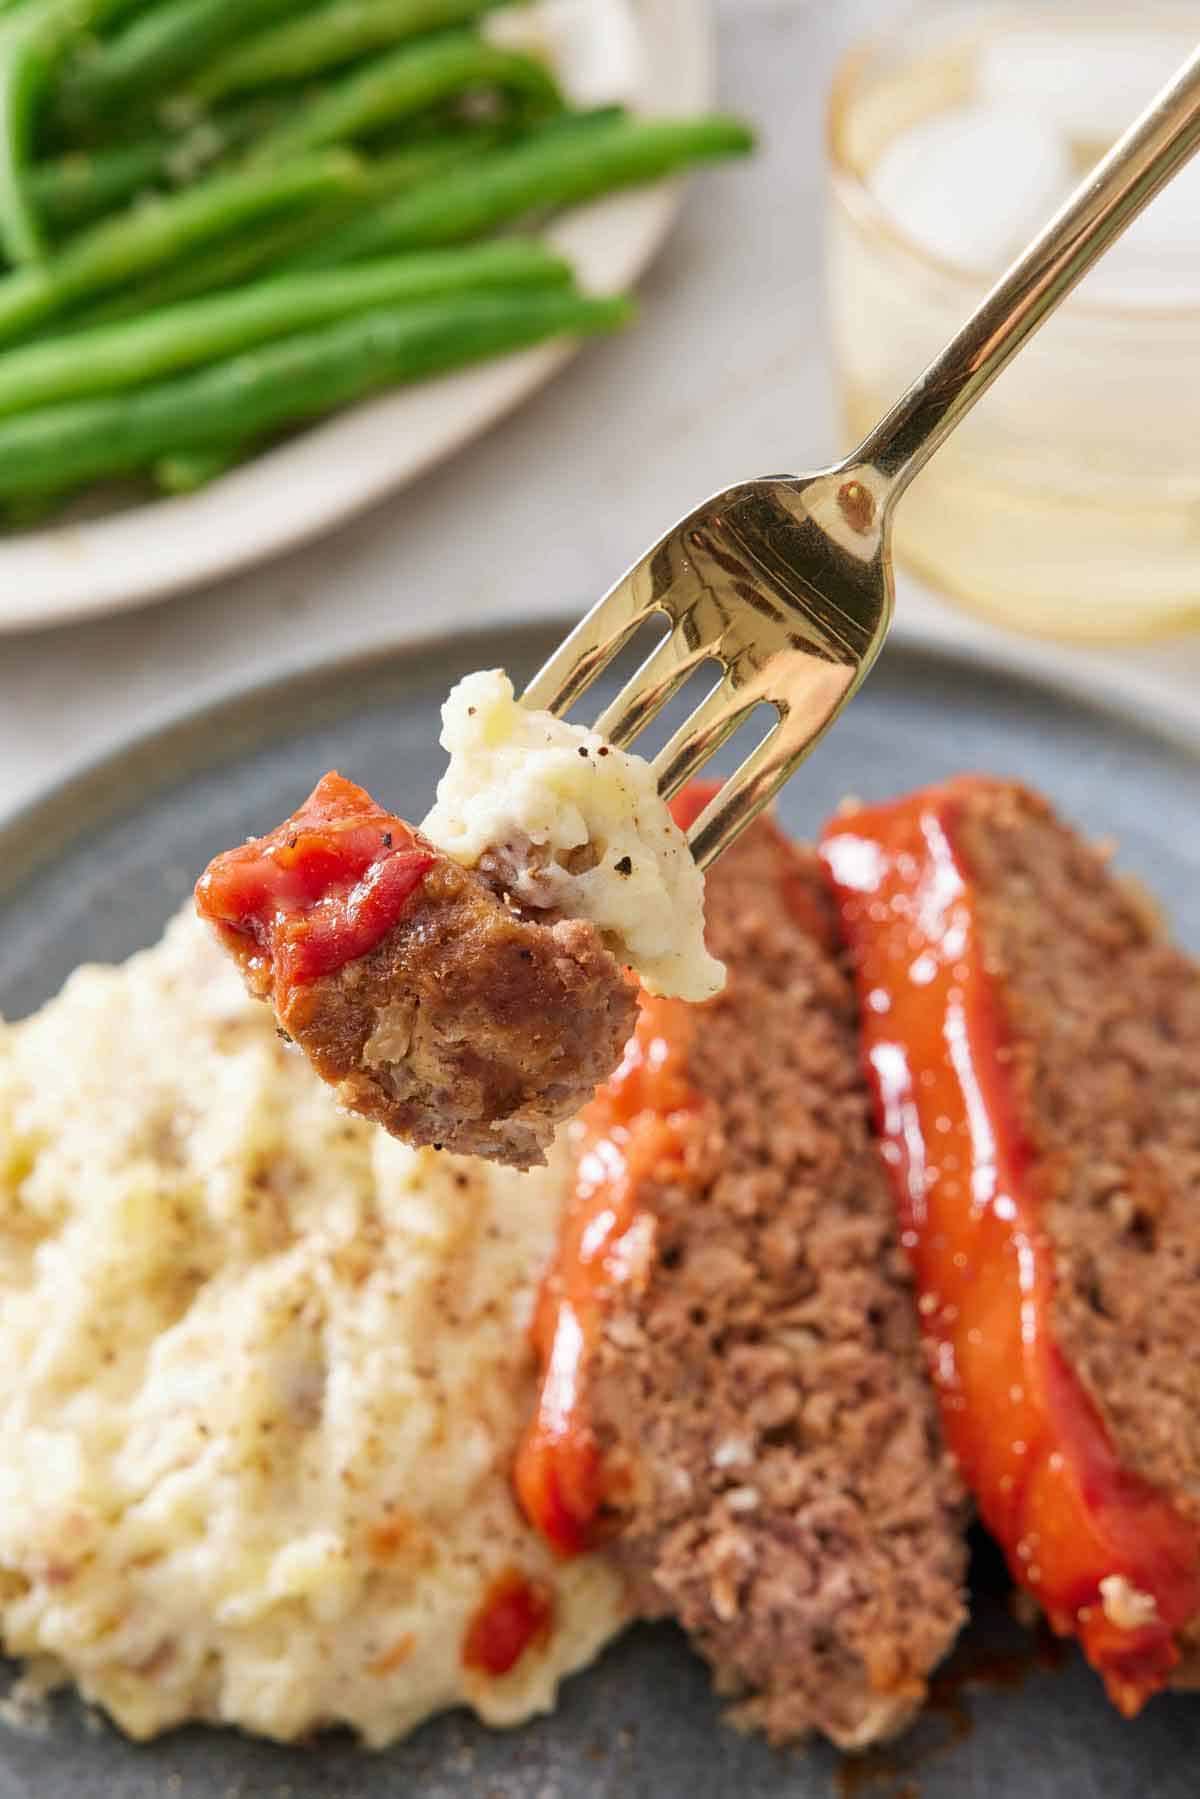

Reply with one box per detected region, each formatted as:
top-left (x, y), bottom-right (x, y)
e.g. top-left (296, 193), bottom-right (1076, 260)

top-left (954, 782), bottom-right (1200, 1668)
top-left (273, 856), bottom-right (636, 1170)
top-left (475, 836), bottom-right (603, 912)
top-left (587, 818), bottom-right (968, 1749)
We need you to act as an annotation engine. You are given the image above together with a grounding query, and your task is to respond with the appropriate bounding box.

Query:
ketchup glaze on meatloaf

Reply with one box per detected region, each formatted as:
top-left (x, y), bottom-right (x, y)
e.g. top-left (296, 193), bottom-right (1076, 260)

top-left (822, 777), bottom-right (1200, 1716)
top-left (518, 789), bottom-right (968, 1749)
top-left (196, 771), bottom-right (636, 1170)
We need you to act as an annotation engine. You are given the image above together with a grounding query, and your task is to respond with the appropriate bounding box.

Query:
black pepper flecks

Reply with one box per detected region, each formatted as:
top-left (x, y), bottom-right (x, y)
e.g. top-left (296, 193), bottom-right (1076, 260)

top-left (381, 831), bottom-right (393, 848)
top-left (614, 856), bottom-right (633, 877)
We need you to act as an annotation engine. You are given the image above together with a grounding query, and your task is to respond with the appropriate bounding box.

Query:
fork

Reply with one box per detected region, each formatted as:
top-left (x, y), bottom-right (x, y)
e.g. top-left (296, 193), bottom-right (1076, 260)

top-left (523, 43), bottom-right (1200, 870)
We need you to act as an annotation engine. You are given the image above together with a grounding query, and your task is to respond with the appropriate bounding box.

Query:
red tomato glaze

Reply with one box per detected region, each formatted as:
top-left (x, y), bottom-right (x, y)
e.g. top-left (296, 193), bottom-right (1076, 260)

top-left (515, 784), bottom-right (719, 1558)
top-left (462, 1568), bottom-right (554, 1677)
top-left (820, 778), bottom-right (1200, 1715)
top-left (195, 771), bottom-right (436, 1007)
top-left (515, 983), bottom-right (710, 1555)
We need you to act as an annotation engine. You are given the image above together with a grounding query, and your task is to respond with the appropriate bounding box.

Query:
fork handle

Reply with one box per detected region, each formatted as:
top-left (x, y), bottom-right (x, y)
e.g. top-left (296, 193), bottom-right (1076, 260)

top-left (851, 41), bottom-right (1200, 502)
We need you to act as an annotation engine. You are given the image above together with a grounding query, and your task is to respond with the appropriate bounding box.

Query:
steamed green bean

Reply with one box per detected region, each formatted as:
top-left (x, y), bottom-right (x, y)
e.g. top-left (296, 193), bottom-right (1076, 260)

top-left (251, 31), bottom-right (561, 162)
top-left (190, 0), bottom-right (511, 103)
top-left (0, 0), bottom-right (135, 261)
top-left (71, 131), bottom-right (500, 323)
top-left (289, 114), bottom-right (756, 266)
top-left (0, 0), bottom-right (754, 527)
top-left (33, 99), bottom-right (284, 229)
top-left (0, 288), bottom-right (633, 492)
top-left (0, 21), bottom-right (47, 261)
top-left (0, 239), bottom-right (571, 412)
top-left (53, 0), bottom-right (300, 125)
top-left (33, 137), bottom-right (169, 227)
top-left (0, 149), bottom-right (358, 341)
top-left (152, 443), bottom-right (243, 490)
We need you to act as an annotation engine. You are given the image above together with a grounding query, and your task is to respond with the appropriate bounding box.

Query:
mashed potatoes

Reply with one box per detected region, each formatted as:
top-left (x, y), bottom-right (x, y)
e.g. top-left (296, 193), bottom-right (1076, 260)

top-left (0, 911), bottom-right (628, 1745)
top-left (422, 668), bottom-right (725, 1002)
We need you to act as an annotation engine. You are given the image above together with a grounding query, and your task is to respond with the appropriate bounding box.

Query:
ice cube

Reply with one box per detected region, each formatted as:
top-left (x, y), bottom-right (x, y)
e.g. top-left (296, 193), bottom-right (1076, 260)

top-left (979, 28), bottom-right (1195, 145)
top-left (867, 105), bottom-right (1073, 272)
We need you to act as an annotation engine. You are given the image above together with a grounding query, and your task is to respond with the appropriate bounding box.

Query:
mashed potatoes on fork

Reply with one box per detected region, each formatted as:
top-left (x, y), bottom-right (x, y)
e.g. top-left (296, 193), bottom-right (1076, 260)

top-left (423, 668), bottom-right (725, 1003)
top-left (0, 911), bottom-right (627, 1745)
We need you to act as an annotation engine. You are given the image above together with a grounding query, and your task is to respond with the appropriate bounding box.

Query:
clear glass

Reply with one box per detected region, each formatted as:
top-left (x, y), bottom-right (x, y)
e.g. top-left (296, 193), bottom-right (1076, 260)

top-left (828, 1), bottom-right (1200, 642)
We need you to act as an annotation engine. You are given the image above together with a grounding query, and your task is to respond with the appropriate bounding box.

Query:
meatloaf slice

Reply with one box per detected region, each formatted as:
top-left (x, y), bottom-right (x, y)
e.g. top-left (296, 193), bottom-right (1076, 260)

top-left (195, 772), bottom-right (636, 1169)
top-left (955, 782), bottom-right (1200, 1678)
top-left (518, 806), bottom-right (968, 1748)
top-left (821, 776), bottom-right (1200, 1715)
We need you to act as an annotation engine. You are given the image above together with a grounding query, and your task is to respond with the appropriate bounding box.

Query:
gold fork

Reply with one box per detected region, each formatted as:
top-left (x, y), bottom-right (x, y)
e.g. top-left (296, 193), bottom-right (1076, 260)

top-left (524, 44), bottom-right (1200, 869)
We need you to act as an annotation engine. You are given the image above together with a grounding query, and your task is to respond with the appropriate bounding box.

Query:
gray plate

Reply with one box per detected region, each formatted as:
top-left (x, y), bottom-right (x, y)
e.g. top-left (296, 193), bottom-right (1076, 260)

top-left (1, 621), bottom-right (1198, 1799)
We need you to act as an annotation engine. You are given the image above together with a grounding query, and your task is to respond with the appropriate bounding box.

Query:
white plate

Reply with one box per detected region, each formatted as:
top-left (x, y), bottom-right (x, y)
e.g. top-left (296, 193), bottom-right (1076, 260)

top-left (0, 0), bottom-right (715, 632)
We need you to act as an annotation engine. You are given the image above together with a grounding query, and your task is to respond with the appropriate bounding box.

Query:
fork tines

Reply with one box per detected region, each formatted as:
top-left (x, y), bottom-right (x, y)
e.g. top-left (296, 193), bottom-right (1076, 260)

top-left (523, 482), bottom-right (885, 869)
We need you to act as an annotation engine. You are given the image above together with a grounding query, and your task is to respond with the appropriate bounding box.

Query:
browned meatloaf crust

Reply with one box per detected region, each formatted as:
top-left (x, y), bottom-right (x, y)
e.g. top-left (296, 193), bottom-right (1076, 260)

top-left (196, 770), bottom-right (638, 1170)
top-left (278, 855), bottom-right (637, 1170)
top-left (952, 781), bottom-right (1200, 1677)
top-left (587, 816), bottom-right (968, 1748)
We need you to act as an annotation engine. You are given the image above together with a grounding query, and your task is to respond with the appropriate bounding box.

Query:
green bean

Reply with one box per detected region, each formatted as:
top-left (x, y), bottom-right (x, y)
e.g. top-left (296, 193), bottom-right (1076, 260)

top-left (0, 240), bottom-right (571, 412)
top-left (118, 110), bottom-right (615, 305)
top-left (0, 0), bottom-right (137, 258)
top-left (71, 131), bottom-right (499, 324)
top-left (0, 288), bottom-right (632, 494)
top-left (3, 480), bottom-right (78, 524)
top-left (289, 113), bottom-right (755, 267)
top-left (69, 207), bottom-right (350, 319)
top-left (0, 148), bottom-right (358, 342)
top-left (252, 30), bottom-right (560, 161)
top-left (54, 0), bottom-right (300, 127)
top-left (514, 102), bottom-right (626, 138)
top-left (32, 136), bottom-right (165, 228)
top-left (32, 99), bottom-right (283, 230)
top-left (0, 2), bottom-right (84, 262)
top-left (153, 443), bottom-right (242, 491)
top-left (190, 0), bottom-right (511, 102)
top-left (0, 22), bottom-right (46, 261)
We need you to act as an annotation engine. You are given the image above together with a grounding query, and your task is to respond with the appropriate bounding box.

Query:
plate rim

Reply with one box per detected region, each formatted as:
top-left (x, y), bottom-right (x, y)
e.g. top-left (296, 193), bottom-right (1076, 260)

top-left (0, 0), bottom-right (717, 633)
top-left (3, 615), bottom-right (1200, 1790)
top-left (3, 612), bottom-right (1199, 903)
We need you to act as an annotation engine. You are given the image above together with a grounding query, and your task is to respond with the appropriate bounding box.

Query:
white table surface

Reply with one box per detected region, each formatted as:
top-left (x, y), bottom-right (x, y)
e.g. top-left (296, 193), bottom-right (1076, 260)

top-left (1, 0), bottom-right (1197, 823)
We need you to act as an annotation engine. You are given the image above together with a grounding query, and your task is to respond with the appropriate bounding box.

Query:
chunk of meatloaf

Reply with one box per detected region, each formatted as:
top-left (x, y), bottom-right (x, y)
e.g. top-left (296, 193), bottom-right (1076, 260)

top-left (524, 812), bottom-right (968, 1748)
top-left (822, 776), bottom-right (1200, 1714)
top-left (195, 772), bottom-right (636, 1169)
top-left (952, 781), bottom-right (1200, 1680)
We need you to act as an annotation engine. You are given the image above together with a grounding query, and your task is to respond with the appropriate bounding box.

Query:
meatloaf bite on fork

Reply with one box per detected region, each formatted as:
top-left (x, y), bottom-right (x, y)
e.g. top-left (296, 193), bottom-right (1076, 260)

top-left (195, 772), bottom-right (636, 1169)
top-left (516, 792), bottom-right (968, 1750)
top-left (822, 777), bottom-right (1200, 1717)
